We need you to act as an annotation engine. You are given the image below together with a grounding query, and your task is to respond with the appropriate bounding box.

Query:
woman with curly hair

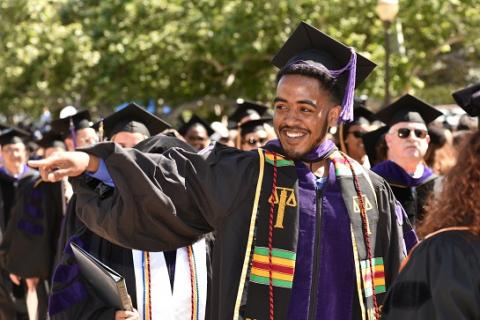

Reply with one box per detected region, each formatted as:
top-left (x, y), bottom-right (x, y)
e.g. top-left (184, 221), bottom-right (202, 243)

top-left (381, 130), bottom-right (480, 319)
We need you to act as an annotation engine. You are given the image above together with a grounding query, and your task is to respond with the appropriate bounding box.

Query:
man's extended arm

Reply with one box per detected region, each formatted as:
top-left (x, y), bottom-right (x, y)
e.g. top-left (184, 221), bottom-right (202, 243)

top-left (30, 140), bottom-right (259, 251)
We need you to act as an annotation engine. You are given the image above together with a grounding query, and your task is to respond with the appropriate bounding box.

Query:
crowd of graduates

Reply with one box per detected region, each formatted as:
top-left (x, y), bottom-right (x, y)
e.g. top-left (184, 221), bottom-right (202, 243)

top-left (0, 21), bottom-right (479, 320)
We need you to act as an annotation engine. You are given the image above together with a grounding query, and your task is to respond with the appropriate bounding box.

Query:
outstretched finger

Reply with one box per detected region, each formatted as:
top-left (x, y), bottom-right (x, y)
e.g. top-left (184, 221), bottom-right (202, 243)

top-left (28, 158), bottom-right (55, 169)
top-left (47, 168), bottom-right (79, 182)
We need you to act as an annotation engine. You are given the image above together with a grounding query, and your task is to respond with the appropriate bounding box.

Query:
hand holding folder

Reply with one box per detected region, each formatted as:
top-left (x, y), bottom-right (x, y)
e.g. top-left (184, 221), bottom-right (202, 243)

top-left (70, 242), bottom-right (133, 311)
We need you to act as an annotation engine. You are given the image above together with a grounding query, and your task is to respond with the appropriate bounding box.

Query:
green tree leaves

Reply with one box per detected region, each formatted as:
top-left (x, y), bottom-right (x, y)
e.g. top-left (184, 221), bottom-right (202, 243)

top-left (0, 0), bottom-right (478, 120)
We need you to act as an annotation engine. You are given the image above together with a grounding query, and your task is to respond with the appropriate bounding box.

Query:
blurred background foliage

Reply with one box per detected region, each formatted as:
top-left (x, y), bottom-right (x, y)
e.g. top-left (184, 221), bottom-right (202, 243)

top-left (0, 0), bottom-right (479, 123)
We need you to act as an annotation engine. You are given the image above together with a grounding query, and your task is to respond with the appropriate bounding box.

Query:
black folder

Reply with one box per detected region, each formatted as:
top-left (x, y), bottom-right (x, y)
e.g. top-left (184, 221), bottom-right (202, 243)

top-left (70, 242), bottom-right (133, 311)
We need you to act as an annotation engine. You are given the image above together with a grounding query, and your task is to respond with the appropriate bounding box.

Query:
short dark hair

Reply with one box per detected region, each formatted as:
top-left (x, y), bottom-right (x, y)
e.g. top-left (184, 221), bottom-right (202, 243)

top-left (276, 63), bottom-right (341, 105)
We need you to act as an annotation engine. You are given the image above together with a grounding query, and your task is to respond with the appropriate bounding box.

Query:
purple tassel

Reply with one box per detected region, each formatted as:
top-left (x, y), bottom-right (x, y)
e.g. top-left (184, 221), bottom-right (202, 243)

top-left (329, 48), bottom-right (357, 123)
top-left (69, 118), bottom-right (77, 149)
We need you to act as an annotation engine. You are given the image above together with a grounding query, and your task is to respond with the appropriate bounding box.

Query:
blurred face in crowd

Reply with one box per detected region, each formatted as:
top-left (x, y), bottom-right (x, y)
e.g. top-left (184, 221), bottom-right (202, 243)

top-left (65, 127), bottom-right (99, 151)
top-left (273, 74), bottom-right (340, 160)
top-left (386, 121), bottom-right (430, 164)
top-left (184, 124), bottom-right (210, 151)
top-left (241, 128), bottom-right (268, 151)
top-left (112, 131), bottom-right (147, 148)
top-left (344, 124), bottom-right (368, 162)
top-left (44, 146), bottom-right (66, 158)
top-left (2, 142), bottom-right (27, 173)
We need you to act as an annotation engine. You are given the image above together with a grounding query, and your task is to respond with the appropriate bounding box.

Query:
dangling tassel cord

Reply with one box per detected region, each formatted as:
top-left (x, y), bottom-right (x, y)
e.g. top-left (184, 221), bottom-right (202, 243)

top-left (268, 153), bottom-right (278, 320)
top-left (342, 155), bottom-right (380, 319)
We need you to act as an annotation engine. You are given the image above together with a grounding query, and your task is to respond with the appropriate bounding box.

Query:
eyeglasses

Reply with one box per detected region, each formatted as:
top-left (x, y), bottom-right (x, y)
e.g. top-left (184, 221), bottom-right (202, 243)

top-left (347, 131), bottom-right (364, 138)
top-left (396, 128), bottom-right (428, 139)
top-left (243, 137), bottom-right (267, 146)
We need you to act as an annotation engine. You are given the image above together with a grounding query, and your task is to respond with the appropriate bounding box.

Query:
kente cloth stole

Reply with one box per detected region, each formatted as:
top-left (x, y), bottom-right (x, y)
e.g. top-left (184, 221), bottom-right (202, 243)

top-left (328, 151), bottom-right (384, 320)
top-left (234, 149), bottom-right (384, 320)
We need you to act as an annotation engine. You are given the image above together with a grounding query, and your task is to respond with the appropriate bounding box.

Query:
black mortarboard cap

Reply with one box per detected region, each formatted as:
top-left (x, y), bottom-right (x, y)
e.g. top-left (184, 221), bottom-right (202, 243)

top-left (272, 21), bottom-right (376, 122)
top-left (36, 131), bottom-right (66, 150)
top-left (361, 126), bottom-right (389, 166)
top-left (427, 126), bottom-right (447, 147)
top-left (228, 100), bottom-right (269, 124)
top-left (239, 118), bottom-right (273, 136)
top-left (0, 127), bottom-right (31, 146)
top-left (375, 94), bottom-right (443, 127)
top-left (452, 83), bottom-right (480, 117)
top-left (100, 102), bottom-right (171, 139)
top-left (352, 106), bottom-right (375, 125)
top-left (0, 123), bottom-right (9, 131)
top-left (178, 115), bottom-right (214, 137)
top-left (51, 110), bottom-right (92, 136)
top-left (339, 104), bottom-right (376, 151)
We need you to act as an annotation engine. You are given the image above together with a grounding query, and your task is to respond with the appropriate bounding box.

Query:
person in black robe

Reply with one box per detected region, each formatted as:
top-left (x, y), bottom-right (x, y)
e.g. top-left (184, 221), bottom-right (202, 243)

top-left (30, 22), bottom-right (416, 320)
top-left (237, 118), bottom-right (272, 151)
top-left (49, 103), bottom-right (209, 320)
top-left (371, 95), bottom-right (443, 226)
top-left (381, 128), bottom-right (480, 319)
top-left (227, 100), bottom-right (270, 148)
top-left (1, 132), bottom-right (67, 320)
top-left (0, 127), bottom-right (37, 319)
top-left (178, 115), bottom-right (214, 151)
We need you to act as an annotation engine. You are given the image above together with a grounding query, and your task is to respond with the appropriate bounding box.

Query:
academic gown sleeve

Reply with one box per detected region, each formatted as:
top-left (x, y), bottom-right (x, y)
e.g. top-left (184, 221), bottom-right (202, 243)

top-left (381, 231), bottom-right (480, 319)
top-left (368, 172), bottom-right (416, 307)
top-left (72, 140), bottom-right (259, 251)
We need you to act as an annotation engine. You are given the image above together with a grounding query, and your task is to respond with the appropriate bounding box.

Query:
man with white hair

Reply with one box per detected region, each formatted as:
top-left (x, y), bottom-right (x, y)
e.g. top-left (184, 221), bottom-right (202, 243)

top-left (372, 94), bottom-right (443, 226)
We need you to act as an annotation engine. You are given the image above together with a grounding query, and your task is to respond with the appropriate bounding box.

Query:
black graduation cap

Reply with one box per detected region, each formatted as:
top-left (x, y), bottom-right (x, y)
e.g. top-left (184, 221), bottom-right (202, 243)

top-left (427, 126), bottom-right (447, 147)
top-left (238, 118), bottom-right (273, 137)
top-left (228, 100), bottom-right (269, 124)
top-left (352, 106), bottom-right (375, 125)
top-left (36, 131), bottom-right (66, 150)
top-left (0, 127), bottom-right (31, 146)
top-left (271, 21), bottom-right (376, 122)
top-left (452, 83), bottom-right (480, 117)
top-left (375, 94), bottom-right (443, 127)
top-left (178, 115), bottom-right (214, 137)
top-left (99, 103), bottom-right (171, 139)
top-left (338, 104), bottom-right (375, 152)
top-left (51, 110), bottom-right (92, 136)
top-left (361, 126), bottom-right (389, 166)
top-left (0, 123), bottom-right (9, 131)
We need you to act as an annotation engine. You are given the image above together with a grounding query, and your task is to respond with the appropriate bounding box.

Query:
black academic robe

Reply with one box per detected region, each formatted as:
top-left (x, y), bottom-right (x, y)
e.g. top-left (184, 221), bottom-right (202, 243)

top-left (2, 178), bottom-right (64, 280)
top-left (70, 137), bottom-right (407, 320)
top-left (51, 226), bottom-right (138, 320)
top-left (51, 136), bottom-right (199, 320)
top-left (0, 177), bottom-right (64, 320)
top-left (0, 167), bottom-right (38, 320)
top-left (49, 177), bottom-right (138, 320)
top-left (382, 230), bottom-right (480, 319)
top-left (388, 178), bottom-right (438, 226)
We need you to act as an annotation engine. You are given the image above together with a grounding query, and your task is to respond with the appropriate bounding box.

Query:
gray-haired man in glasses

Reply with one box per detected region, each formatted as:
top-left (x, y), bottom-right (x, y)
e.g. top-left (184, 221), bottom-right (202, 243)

top-left (371, 94), bottom-right (443, 227)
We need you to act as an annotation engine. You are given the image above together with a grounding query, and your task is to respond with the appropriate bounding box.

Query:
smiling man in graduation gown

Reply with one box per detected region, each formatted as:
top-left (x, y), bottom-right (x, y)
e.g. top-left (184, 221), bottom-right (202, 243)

top-left (372, 95), bottom-right (443, 226)
top-left (31, 22), bottom-right (415, 320)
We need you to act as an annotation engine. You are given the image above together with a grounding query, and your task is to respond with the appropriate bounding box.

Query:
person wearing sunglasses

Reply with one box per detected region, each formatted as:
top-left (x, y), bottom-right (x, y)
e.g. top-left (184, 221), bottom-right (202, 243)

top-left (337, 97), bottom-right (375, 168)
top-left (372, 94), bottom-right (443, 227)
top-left (237, 118), bottom-right (272, 151)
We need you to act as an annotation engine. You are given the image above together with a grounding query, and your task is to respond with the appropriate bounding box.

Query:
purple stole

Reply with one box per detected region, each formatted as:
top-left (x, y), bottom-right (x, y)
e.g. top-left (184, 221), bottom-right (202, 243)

top-left (372, 161), bottom-right (435, 187)
top-left (239, 140), bottom-right (384, 319)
